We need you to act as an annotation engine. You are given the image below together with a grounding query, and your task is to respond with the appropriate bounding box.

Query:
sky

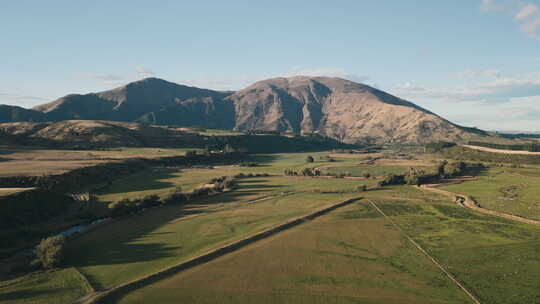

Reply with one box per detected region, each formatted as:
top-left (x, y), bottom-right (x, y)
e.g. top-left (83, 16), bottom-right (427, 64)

top-left (1, 0), bottom-right (540, 131)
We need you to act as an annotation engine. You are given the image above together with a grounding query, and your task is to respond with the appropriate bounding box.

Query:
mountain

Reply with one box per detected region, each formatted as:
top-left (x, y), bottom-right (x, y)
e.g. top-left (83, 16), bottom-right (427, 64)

top-left (0, 105), bottom-right (46, 122)
top-left (1, 76), bottom-right (488, 144)
top-left (32, 78), bottom-right (232, 122)
top-left (230, 76), bottom-right (479, 144)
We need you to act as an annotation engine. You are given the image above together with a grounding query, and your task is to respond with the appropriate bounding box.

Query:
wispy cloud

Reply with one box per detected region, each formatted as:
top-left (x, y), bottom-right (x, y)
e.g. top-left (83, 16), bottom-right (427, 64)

top-left (136, 67), bottom-right (155, 76)
top-left (0, 92), bottom-right (48, 107)
top-left (455, 69), bottom-right (501, 79)
top-left (78, 73), bottom-right (124, 81)
top-left (392, 71), bottom-right (540, 103)
top-left (480, 0), bottom-right (540, 40)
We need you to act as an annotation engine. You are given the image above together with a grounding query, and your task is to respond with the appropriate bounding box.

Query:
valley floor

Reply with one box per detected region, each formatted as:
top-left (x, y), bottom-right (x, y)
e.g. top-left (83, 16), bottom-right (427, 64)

top-left (2, 150), bottom-right (540, 304)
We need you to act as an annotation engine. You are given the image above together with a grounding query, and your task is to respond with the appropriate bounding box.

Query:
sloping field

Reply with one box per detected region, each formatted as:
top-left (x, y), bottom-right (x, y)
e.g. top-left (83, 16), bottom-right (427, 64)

top-left (440, 167), bottom-right (540, 221)
top-left (68, 181), bottom-right (369, 289)
top-left (110, 201), bottom-right (471, 304)
top-left (0, 268), bottom-right (93, 304)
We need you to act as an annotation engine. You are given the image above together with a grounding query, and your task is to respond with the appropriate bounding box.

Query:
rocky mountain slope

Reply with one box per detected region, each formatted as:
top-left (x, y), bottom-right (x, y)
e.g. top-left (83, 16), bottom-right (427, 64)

top-left (1, 76), bottom-right (487, 144)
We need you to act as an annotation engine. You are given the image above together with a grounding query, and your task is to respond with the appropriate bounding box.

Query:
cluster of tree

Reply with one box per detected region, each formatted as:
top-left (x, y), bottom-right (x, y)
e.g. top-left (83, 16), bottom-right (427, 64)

top-left (245, 130), bottom-right (281, 135)
top-left (424, 141), bottom-right (457, 153)
top-left (107, 194), bottom-right (168, 217)
top-left (468, 141), bottom-right (540, 152)
top-left (0, 189), bottom-right (77, 258)
top-left (378, 161), bottom-right (485, 187)
top-left (32, 235), bottom-right (66, 269)
top-left (205, 134), bottom-right (357, 154)
top-left (232, 172), bottom-right (270, 178)
top-left (107, 173), bottom-right (259, 218)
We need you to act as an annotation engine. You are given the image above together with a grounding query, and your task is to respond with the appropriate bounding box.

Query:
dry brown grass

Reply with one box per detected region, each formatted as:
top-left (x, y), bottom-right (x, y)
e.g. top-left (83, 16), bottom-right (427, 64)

top-left (0, 147), bottom-right (190, 176)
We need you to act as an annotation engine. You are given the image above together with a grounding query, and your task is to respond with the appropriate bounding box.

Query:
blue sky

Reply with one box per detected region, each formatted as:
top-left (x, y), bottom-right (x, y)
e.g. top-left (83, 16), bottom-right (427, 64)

top-left (1, 0), bottom-right (540, 131)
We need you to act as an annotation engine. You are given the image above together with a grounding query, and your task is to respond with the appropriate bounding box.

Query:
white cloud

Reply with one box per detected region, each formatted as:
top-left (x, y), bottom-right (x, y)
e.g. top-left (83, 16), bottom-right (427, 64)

top-left (481, 0), bottom-right (540, 40)
top-left (392, 72), bottom-right (540, 103)
top-left (136, 67), bottom-right (155, 76)
top-left (516, 3), bottom-right (539, 19)
top-left (481, 0), bottom-right (508, 11)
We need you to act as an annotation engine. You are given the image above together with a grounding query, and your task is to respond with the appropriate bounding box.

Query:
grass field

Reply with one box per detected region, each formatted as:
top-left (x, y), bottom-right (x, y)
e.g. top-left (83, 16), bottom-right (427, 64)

top-left (0, 268), bottom-right (93, 304)
top-left (371, 193), bottom-right (540, 304)
top-left (3, 150), bottom-right (540, 304)
top-left (111, 200), bottom-right (471, 304)
top-left (65, 171), bottom-right (375, 289)
top-left (0, 147), bottom-right (195, 176)
top-left (96, 152), bottom-right (367, 202)
top-left (440, 167), bottom-right (540, 221)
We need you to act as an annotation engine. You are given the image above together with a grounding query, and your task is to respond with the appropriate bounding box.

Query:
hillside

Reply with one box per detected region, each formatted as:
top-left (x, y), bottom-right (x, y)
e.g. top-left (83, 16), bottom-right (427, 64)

top-left (0, 120), bottom-right (205, 148)
top-left (1, 76), bottom-right (490, 144)
top-left (230, 76), bottom-right (478, 144)
top-left (32, 78), bottom-right (232, 122)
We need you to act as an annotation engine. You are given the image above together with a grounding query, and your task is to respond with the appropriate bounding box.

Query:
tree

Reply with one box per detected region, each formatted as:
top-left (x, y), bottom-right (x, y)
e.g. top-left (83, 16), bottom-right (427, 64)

top-left (306, 156), bottom-right (314, 163)
top-left (35, 235), bottom-right (66, 269)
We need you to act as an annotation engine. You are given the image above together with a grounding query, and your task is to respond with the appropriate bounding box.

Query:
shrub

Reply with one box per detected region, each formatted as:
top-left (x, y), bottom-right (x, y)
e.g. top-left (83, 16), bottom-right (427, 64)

top-left (306, 156), bottom-right (314, 163)
top-left (355, 185), bottom-right (367, 192)
top-left (302, 168), bottom-right (314, 176)
top-left (34, 235), bottom-right (66, 269)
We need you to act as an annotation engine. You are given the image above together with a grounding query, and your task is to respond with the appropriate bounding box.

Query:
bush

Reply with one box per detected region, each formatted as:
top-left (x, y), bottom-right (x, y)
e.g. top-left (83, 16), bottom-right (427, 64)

top-left (34, 235), bottom-right (66, 269)
top-left (355, 185), bottom-right (367, 192)
top-left (302, 168), bottom-right (314, 176)
top-left (306, 156), bottom-right (314, 163)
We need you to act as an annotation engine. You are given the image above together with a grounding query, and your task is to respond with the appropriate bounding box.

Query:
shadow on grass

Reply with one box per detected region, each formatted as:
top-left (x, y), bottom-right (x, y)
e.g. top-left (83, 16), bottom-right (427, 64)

top-left (65, 175), bottom-right (287, 287)
top-left (0, 288), bottom-right (64, 301)
top-left (95, 168), bottom-right (180, 195)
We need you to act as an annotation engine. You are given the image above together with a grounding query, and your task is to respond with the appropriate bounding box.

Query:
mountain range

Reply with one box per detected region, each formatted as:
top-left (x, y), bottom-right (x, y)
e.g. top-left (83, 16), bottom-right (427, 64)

top-left (0, 76), bottom-right (488, 144)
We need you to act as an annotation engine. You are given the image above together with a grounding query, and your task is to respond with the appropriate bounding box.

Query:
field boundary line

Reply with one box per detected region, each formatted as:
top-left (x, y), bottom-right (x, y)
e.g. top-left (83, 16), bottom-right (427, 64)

top-left (77, 196), bottom-right (362, 304)
top-left (72, 267), bottom-right (95, 293)
top-left (418, 185), bottom-right (540, 227)
top-left (366, 198), bottom-right (481, 304)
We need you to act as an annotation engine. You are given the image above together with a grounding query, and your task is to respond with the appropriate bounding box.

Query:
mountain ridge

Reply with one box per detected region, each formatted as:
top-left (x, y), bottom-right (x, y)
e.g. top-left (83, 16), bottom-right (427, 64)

top-left (1, 76), bottom-right (487, 144)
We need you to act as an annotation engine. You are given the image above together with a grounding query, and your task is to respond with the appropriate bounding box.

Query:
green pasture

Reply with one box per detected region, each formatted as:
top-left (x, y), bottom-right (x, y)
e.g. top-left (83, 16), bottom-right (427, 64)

top-left (372, 192), bottom-right (540, 304)
top-left (441, 167), bottom-right (540, 221)
top-left (112, 201), bottom-right (470, 304)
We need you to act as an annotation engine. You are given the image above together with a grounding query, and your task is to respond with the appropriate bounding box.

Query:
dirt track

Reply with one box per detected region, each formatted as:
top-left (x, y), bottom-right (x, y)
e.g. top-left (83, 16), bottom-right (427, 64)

top-left (462, 144), bottom-right (540, 155)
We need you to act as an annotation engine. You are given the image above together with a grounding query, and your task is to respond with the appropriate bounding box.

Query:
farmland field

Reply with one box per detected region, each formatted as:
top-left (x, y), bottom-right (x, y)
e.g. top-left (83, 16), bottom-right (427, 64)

top-left (0, 147), bottom-right (196, 176)
top-left (0, 268), bottom-right (93, 304)
top-left (110, 200), bottom-right (471, 304)
top-left (3, 149), bottom-right (540, 304)
top-left (371, 194), bottom-right (540, 304)
top-left (440, 167), bottom-right (540, 221)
